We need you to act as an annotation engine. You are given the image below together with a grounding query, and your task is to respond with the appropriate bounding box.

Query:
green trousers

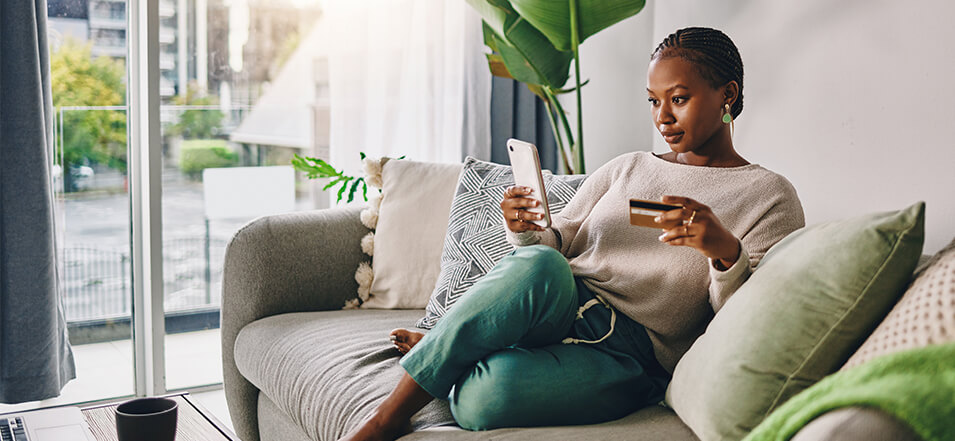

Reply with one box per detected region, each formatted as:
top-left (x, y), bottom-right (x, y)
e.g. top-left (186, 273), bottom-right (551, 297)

top-left (401, 245), bottom-right (669, 431)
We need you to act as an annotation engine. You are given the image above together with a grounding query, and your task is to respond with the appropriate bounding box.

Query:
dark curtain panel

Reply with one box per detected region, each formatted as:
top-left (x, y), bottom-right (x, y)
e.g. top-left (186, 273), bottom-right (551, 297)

top-left (489, 77), bottom-right (559, 172)
top-left (0, 0), bottom-right (76, 403)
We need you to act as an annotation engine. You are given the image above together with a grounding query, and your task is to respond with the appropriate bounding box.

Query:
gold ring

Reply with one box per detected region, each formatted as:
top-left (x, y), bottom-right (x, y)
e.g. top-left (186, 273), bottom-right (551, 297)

top-left (688, 210), bottom-right (697, 225)
top-left (684, 225), bottom-right (689, 236)
top-left (516, 211), bottom-right (522, 222)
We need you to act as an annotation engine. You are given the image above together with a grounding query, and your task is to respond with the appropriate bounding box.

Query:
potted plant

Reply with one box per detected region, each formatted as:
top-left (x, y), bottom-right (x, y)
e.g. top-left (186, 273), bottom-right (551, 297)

top-left (468, 0), bottom-right (646, 174)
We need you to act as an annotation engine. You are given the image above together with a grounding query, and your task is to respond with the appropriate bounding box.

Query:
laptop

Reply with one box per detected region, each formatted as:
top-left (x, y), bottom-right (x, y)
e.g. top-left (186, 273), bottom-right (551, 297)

top-left (0, 406), bottom-right (95, 441)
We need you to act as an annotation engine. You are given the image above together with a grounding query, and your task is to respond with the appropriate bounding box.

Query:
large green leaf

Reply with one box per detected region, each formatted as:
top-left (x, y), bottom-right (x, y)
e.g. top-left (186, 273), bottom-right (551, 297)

top-left (510, 0), bottom-right (646, 51)
top-left (469, 0), bottom-right (573, 87)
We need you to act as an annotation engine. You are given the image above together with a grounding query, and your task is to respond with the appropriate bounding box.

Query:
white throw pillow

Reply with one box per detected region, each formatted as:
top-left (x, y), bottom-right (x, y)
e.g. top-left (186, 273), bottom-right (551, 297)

top-left (357, 159), bottom-right (463, 309)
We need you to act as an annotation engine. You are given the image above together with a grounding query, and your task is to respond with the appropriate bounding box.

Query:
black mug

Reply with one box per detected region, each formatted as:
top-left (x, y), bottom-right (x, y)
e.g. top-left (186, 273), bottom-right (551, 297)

top-left (115, 397), bottom-right (178, 441)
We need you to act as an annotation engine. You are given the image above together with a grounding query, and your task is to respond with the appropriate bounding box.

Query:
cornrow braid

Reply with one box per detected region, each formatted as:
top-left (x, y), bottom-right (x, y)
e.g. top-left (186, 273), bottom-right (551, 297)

top-left (651, 27), bottom-right (744, 118)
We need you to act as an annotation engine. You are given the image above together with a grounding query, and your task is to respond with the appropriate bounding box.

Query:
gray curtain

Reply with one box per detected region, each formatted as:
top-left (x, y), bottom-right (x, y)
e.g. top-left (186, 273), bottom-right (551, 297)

top-left (0, 0), bottom-right (76, 403)
top-left (489, 76), bottom-right (559, 171)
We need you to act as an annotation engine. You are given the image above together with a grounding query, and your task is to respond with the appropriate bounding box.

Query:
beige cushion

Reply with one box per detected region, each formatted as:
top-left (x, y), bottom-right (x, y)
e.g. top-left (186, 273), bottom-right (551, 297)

top-left (234, 309), bottom-right (455, 440)
top-left (842, 238), bottom-right (955, 369)
top-left (362, 160), bottom-right (463, 309)
top-left (238, 310), bottom-right (699, 441)
top-left (666, 202), bottom-right (925, 441)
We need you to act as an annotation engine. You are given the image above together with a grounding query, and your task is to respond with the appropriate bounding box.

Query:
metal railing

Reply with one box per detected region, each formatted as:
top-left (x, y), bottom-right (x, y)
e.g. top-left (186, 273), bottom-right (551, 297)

top-left (62, 237), bottom-right (227, 323)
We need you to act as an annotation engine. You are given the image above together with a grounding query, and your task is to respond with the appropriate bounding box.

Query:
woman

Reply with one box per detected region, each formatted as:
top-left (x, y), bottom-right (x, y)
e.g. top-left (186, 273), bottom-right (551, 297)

top-left (343, 27), bottom-right (805, 441)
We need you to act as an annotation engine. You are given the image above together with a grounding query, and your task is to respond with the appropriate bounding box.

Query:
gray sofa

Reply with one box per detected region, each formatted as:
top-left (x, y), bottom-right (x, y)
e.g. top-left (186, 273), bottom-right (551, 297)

top-left (221, 206), bottom-right (931, 441)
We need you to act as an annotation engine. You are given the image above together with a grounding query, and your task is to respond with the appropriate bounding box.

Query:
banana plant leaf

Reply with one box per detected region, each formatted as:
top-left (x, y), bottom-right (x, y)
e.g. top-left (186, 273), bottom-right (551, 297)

top-left (469, 0), bottom-right (573, 88)
top-left (510, 0), bottom-right (646, 52)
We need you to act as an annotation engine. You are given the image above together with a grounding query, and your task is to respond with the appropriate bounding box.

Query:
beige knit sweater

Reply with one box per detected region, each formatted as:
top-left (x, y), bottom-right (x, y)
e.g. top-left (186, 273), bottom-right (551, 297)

top-left (507, 151), bottom-right (805, 372)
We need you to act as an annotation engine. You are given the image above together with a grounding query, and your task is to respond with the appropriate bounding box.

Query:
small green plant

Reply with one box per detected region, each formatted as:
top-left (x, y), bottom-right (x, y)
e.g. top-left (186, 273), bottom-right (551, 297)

top-left (179, 139), bottom-right (239, 180)
top-left (292, 152), bottom-right (404, 203)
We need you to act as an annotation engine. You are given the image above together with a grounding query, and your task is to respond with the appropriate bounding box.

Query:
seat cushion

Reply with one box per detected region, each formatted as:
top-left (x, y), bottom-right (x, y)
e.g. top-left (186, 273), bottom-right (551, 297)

top-left (236, 309), bottom-right (698, 441)
top-left (234, 309), bottom-right (455, 441)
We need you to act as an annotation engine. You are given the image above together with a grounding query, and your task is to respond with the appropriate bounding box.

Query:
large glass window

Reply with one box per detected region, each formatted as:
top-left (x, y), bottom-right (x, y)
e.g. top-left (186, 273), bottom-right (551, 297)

top-left (1, 0), bottom-right (330, 412)
top-left (159, 0), bottom-right (326, 390)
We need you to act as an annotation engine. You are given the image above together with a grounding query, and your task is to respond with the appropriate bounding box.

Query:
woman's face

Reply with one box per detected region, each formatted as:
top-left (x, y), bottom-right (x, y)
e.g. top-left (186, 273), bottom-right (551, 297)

top-left (646, 56), bottom-right (729, 156)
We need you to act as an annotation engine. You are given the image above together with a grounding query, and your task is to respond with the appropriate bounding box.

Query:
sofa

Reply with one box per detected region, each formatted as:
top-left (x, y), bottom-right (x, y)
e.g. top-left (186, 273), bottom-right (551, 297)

top-left (221, 159), bottom-right (953, 441)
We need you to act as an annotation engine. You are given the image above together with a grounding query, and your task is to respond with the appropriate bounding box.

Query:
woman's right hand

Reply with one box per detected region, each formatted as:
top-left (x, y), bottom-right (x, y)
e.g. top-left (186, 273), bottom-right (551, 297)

top-left (501, 186), bottom-right (546, 233)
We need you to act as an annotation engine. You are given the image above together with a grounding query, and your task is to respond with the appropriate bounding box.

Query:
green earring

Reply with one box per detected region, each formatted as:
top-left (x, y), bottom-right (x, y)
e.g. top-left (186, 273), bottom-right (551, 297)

top-left (722, 104), bottom-right (732, 124)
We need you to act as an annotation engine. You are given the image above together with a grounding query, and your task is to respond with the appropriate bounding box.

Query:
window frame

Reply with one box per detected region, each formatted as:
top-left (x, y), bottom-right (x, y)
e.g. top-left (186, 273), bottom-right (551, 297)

top-left (127, 0), bottom-right (168, 397)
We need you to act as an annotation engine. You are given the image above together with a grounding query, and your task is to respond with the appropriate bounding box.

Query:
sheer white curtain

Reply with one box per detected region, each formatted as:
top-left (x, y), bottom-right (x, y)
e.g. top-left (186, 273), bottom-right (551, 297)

top-left (325, 0), bottom-right (491, 175)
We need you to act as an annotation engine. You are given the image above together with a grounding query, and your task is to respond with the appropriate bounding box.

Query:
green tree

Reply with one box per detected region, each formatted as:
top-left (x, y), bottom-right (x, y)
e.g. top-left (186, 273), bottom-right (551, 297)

top-left (167, 83), bottom-right (224, 139)
top-left (51, 38), bottom-right (127, 175)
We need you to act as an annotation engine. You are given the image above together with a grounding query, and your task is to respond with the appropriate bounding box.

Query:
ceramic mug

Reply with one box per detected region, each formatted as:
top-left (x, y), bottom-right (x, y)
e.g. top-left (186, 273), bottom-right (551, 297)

top-left (115, 397), bottom-right (178, 441)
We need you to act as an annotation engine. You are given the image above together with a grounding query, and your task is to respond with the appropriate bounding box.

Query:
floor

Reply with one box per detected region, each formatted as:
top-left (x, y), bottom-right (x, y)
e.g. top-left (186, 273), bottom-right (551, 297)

top-left (0, 329), bottom-right (234, 433)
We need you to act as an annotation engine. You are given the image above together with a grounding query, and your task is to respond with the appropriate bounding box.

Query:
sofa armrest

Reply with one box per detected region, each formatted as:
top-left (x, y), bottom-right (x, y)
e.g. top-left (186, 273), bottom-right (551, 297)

top-left (221, 206), bottom-right (369, 441)
top-left (791, 407), bottom-right (922, 441)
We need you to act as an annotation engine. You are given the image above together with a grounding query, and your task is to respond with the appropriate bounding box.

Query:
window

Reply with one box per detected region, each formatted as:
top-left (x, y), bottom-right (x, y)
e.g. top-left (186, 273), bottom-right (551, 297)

top-left (0, 0), bottom-right (328, 412)
top-left (159, 0), bottom-right (325, 390)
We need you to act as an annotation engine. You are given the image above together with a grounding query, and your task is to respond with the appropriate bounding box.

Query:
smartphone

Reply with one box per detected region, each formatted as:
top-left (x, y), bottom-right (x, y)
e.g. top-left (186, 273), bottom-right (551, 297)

top-left (506, 138), bottom-right (551, 228)
top-left (629, 198), bottom-right (683, 228)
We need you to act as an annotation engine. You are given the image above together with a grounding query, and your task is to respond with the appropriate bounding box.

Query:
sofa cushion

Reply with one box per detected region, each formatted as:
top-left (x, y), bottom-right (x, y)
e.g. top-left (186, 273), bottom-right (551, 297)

top-left (234, 309), bottom-right (455, 441)
top-left (361, 159), bottom-right (463, 309)
top-left (666, 202), bottom-right (925, 441)
top-left (258, 389), bottom-right (698, 441)
top-left (416, 157), bottom-right (587, 329)
top-left (238, 309), bottom-right (699, 441)
top-left (842, 237), bottom-right (955, 369)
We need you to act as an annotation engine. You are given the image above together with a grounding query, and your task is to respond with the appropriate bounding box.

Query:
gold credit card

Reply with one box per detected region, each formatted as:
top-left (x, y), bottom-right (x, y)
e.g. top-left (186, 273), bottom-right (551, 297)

top-left (629, 199), bottom-right (682, 228)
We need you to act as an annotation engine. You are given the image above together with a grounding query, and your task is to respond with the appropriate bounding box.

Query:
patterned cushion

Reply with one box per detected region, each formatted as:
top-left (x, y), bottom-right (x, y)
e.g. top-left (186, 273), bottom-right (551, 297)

top-left (841, 237), bottom-right (955, 369)
top-left (415, 157), bottom-right (587, 329)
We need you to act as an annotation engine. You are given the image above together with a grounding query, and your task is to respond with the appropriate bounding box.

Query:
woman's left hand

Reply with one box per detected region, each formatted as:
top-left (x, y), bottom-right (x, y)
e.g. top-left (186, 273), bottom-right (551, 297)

top-left (655, 195), bottom-right (741, 269)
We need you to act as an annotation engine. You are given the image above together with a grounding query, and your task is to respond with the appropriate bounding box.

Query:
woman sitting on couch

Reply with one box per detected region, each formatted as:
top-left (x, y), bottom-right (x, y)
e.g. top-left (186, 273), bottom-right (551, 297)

top-left (343, 27), bottom-right (806, 441)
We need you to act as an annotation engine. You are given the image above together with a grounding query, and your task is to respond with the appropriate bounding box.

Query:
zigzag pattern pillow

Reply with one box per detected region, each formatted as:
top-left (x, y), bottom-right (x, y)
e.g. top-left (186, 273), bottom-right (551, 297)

top-left (416, 157), bottom-right (587, 329)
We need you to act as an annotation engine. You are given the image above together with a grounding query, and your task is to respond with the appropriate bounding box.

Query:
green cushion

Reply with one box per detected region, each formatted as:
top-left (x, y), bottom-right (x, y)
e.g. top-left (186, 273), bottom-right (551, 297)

top-left (665, 202), bottom-right (926, 441)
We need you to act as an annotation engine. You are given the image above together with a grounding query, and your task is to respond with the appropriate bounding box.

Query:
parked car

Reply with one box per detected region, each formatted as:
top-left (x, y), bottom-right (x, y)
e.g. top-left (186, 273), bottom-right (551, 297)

top-left (52, 164), bottom-right (95, 192)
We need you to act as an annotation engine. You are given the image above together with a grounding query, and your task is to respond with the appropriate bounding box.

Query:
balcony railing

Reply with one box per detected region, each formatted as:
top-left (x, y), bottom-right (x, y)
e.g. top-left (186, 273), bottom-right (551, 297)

top-left (62, 237), bottom-right (228, 323)
top-left (89, 13), bottom-right (126, 30)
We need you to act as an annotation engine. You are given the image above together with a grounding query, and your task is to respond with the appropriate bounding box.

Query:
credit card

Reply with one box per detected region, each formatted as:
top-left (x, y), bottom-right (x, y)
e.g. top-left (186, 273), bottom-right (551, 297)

top-left (629, 199), bottom-right (682, 228)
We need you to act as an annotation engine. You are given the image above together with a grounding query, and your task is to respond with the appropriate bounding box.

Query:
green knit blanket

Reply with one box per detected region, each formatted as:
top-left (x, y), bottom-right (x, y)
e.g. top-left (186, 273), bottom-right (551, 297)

top-left (743, 342), bottom-right (955, 441)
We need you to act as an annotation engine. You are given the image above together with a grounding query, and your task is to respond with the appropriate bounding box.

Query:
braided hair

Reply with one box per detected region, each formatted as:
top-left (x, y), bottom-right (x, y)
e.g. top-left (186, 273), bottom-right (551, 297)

top-left (651, 27), bottom-right (744, 118)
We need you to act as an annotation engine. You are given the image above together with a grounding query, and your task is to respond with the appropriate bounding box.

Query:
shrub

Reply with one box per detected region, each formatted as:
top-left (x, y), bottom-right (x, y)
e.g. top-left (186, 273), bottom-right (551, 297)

top-left (179, 139), bottom-right (238, 180)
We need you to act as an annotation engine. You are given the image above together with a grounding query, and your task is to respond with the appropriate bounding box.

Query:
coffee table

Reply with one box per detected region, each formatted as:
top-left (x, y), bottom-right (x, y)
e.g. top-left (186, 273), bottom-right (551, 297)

top-left (82, 393), bottom-right (238, 441)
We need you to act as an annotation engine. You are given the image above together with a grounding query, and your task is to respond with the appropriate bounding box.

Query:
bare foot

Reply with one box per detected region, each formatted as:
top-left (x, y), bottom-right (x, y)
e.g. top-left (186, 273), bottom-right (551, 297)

top-left (389, 329), bottom-right (424, 354)
top-left (338, 413), bottom-right (412, 441)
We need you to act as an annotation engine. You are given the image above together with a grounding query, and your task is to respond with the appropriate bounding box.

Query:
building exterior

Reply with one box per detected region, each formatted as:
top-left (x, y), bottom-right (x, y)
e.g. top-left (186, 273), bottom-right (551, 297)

top-left (48, 0), bottom-right (208, 100)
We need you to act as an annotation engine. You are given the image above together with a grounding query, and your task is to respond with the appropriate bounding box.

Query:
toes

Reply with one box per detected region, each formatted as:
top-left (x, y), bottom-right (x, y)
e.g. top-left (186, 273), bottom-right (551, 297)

top-left (390, 329), bottom-right (409, 343)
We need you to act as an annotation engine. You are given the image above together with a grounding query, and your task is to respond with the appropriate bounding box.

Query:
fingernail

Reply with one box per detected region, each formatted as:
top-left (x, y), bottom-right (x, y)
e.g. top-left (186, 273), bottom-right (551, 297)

top-left (658, 233), bottom-right (666, 241)
top-left (654, 216), bottom-right (662, 222)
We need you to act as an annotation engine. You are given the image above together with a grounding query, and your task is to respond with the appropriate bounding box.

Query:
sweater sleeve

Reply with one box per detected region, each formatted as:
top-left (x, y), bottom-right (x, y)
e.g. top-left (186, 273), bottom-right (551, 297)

top-left (707, 246), bottom-right (752, 312)
top-left (505, 159), bottom-right (618, 253)
top-left (504, 224), bottom-right (558, 248)
top-left (548, 158), bottom-right (618, 255)
top-left (708, 178), bottom-right (806, 312)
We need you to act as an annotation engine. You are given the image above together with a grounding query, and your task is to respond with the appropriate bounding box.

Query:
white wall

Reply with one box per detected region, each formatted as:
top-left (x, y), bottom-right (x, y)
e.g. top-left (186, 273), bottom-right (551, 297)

top-left (571, 0), bottom-right (955, 254)
top-left (568, 2), bottom-right (656, 170)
